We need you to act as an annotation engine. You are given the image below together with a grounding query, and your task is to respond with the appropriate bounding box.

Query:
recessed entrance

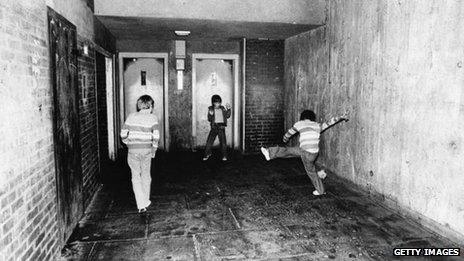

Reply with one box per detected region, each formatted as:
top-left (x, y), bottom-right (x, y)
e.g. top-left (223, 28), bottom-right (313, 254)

top-left (191, 54), bottom-right (240, 151)
top-left (118, 52), bottom-right (169, 151)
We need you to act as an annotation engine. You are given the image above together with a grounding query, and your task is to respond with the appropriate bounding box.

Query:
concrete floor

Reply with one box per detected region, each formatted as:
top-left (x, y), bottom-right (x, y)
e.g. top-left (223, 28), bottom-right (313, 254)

top-left (62, 151), bottom-right (462, 260)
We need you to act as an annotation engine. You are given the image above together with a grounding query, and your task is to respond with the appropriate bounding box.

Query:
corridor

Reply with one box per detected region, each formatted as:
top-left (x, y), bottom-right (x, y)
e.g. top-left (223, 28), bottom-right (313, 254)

top-left (62, 152), bottom-right (461, 260)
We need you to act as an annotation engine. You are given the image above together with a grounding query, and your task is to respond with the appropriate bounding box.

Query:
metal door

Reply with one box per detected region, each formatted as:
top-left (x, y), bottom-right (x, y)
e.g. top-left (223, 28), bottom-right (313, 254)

top-left (194, 59), bottom-right (234, 148)
top-left (48, 7), bottom-right (83, 244)
top-left (123, 58), bottom-right (165, 149)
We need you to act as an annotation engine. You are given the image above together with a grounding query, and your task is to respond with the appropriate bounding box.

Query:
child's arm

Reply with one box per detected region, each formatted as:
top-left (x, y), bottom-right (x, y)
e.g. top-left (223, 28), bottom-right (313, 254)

top-left (321, 110), bottom-right (349, 132)
top-left (283, 125), bottom-right (299, 143)
top-left (207, 107), bottom-right (214, 122)
top-left (120, 118), bottom-right (130, 144)
top-left (224, 104), bottom-right (231, 118)
top-left (151, 117), bottom-right (160, 158)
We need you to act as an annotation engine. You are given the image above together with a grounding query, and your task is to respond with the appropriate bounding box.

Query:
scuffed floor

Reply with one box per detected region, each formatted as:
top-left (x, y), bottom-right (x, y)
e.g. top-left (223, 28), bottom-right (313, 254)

top-left (62, 152), bottom-right (462, 260)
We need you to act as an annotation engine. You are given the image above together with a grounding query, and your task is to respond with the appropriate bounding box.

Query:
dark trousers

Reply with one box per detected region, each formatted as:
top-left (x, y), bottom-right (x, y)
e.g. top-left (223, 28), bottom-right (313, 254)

top-left (268, 146), bottom-right (324, 194)
top-left (204, 124), bottom-right (227, 157)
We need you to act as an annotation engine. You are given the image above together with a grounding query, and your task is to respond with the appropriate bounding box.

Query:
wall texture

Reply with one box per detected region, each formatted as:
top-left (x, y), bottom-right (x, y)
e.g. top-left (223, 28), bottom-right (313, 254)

top-left (95, 0), bottom-right (326, 25)
top-left (0, 0), bottom-right (115, 260)
top-left (245, 40), bottom-right (285, 152)
top-left (77, 38), bottom-right (101, 208)
top-left (0, 2), bottom-right (60, 260)
top-left (285, 0), bottom-right (464, 242)
top-left (117, 40), bottom-right (240, 150)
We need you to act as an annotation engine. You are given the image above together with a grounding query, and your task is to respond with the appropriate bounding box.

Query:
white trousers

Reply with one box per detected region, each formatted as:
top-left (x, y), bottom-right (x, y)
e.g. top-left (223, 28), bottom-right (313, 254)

top-left (127, 152), bottom-right (152, 209)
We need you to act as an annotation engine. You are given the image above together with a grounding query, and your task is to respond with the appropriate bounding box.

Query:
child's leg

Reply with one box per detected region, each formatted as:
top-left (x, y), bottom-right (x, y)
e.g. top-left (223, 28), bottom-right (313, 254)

top-left (127, 153), bottom-right (147, 209)
top-left (218, 126), bottom-right (227, 158)
top-left (140, 152), bottom-right (152, 207)
top-left (267, 146), bottom-right (302, 160)
top-left (301, 152), bottom-right (325, 194)
top-left (204, 126), bottom-right (218, 156)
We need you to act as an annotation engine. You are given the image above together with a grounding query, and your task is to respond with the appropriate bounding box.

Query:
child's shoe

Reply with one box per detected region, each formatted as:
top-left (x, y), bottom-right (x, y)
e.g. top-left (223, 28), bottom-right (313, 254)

top-left (312, 190), bottom-right (325, 196)
top-left (138, 207), bottom-right (147, 213)
top-left (260, 147), bottom-right (270, 161)
top-left (202, 155), bottom-right (211, 161)
top-left (317, 170), bottom-right (327, 179)
top-left (222, 157), bottom-right (228, 161)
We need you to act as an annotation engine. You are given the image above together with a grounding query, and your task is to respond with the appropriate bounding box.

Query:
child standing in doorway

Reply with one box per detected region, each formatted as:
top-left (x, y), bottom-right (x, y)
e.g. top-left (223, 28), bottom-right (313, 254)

top-left (203, 94), bottom-right (231, 161)
top-left (260, 110), bottom-right (348, 196)
top-left (120, 95), bottom-right (160, 213)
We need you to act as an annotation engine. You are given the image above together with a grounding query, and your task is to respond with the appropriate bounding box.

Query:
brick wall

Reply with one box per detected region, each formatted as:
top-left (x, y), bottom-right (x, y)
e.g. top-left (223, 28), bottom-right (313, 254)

top-left (244, 40), bottom-right (285, 152)
top-left (0, 2), bottom-right (61, 260)
top-left (0, 1), bottom-right (111, 260)
top-left (77, 38), bottom-right (100, 208)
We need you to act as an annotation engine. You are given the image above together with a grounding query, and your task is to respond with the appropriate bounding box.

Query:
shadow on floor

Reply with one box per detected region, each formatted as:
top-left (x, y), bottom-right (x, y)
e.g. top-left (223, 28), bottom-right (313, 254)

top-left (62, 151), bottom-right (463, 260)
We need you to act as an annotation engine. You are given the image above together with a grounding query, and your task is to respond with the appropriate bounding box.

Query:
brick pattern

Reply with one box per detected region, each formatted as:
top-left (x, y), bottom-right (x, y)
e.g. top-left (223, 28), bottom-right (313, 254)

top-left (245, 40), bottom-right (285, 152)
top-left (0, 2), bottom-right (60, 260)
top-left (77, 38), bottom-right (100, 208)
top-left (0, 2), bottom-right (102, 260)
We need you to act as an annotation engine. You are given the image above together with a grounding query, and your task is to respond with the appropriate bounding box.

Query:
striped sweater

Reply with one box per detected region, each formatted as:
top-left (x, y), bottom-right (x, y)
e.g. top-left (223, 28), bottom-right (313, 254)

top-left (283, 117), bottom-right (341, 153)
top-left (120, 109), bottom-right (160, 153)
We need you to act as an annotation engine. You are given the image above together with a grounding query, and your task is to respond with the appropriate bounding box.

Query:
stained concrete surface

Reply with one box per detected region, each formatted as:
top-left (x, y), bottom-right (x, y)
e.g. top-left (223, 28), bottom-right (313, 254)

top-left (285, 0), bottom-right (464, 240)
top-left (62, 151), bottom-right (463, 260)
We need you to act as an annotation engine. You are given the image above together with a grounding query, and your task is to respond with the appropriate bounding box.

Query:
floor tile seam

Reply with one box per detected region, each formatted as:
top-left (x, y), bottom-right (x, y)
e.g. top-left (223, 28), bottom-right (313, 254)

top-left (84, 242), bottom-right (96, 261)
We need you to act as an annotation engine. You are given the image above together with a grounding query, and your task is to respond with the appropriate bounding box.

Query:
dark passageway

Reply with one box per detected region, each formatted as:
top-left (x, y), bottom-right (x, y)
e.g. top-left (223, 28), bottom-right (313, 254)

top-left (62, 151), bottom-right (461, 260)
top-left (2, 1), bottom-right (464, 260)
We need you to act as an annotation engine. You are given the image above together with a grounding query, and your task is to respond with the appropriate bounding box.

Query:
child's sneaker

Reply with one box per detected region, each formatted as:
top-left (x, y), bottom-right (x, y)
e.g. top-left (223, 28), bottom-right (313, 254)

top-left (222, 157), bottom-right (228, 161)
top-left (317, 170), bottom-right (327, 179)
top-left (312, 190), bottom-right (324, 196)
top-left (260, 147), bottom-right (270, 161)
top-left (202, 155), bottom-right (211, 161)
top-left (138, 207), bottom-right (147, 213)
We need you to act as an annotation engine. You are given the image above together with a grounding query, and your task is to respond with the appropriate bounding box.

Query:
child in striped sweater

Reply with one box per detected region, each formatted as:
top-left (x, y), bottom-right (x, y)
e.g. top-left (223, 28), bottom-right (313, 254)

top-left (261, 110), bottom-right (348, 196)
top-left (120, 95), bottom-right (160, 213)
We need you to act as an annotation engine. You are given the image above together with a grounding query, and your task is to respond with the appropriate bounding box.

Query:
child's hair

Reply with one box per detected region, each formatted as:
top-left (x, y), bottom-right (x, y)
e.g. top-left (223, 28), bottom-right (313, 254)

top-left (300, 110), bottom-right (316, 121)
top-left (136, 95), bottom-right (154, 111)
top-left (211, 94), bottom-right (222, 105)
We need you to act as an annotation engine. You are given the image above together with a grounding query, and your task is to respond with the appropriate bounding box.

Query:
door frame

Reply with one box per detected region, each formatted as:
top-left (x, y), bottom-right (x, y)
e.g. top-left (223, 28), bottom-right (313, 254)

top-left (191, 53), bottom-right (240, 150)
top-left (94, 47), bottom-right (117, 161)
top-left (118, 52), bottom-right (170, 151)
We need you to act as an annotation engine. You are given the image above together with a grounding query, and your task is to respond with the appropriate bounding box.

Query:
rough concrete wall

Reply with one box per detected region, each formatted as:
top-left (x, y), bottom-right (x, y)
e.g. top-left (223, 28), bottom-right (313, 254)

top-left (46, 0), bottom-right (95, 40)
top-left (285, 0), bottom-right (464, 241)
top-left (117, 40), bottom-right (240, 150)
top-left (245, 40), bottom-right (285, 152)
top-left (284, 28), bottom-right (328, 147)
top-left (94, 17), bottom-right (116, 53)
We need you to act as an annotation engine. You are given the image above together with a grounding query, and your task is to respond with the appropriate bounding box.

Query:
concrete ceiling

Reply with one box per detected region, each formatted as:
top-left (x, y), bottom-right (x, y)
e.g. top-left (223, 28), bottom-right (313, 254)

top-left (96, 16), bottom-right (320, 41)
top-left (95, 0), bottom-right (326, 25)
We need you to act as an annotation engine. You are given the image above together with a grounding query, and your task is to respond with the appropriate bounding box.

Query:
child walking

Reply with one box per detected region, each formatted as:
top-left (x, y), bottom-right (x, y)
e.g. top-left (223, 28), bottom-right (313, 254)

top-left (203, 94), bottom-right (231, 161)
top-left (261, 110), bottom-right (348, 196)
top-left (120, 95), bottom-right (160, 213)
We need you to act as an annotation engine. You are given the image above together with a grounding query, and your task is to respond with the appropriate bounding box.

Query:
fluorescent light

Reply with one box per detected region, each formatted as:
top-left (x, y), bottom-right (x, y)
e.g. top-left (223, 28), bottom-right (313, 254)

top-left (177, 71), bottom-right (183, 90)
top-left (175, 30), bottom-right (190, 36)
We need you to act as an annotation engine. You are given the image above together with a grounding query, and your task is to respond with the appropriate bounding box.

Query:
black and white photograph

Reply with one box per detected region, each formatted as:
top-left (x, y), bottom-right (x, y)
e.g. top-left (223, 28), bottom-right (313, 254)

top-left (0, 0), bottom-right (463, 260)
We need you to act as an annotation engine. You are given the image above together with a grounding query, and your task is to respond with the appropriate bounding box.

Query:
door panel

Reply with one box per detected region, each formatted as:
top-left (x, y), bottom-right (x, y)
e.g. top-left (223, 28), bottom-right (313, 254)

top-left (194, 59), bottom-right (234, 148)
top-left (48, 7), bottom-right (83, 244)
top-left (123, 58), bottom-right (164, 149)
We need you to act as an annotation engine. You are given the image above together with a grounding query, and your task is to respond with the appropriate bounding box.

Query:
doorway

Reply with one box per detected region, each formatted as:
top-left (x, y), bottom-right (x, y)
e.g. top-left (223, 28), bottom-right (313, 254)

top-left (118, 53), bottom-right (169, 151)
top-left (192, 54), bottom-right (240, 150)
top-left (95, 50), bottom-right (116, 174)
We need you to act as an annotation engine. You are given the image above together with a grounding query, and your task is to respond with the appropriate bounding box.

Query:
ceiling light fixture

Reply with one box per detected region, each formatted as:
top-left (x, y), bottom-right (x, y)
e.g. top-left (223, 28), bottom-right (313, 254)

top-left (175, 30), bottom-right (191, 36)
